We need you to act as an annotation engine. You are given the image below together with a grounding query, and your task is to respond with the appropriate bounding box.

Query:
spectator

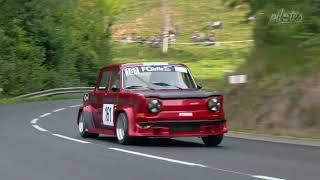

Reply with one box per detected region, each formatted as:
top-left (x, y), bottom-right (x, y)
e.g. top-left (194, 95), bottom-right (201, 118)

top-left (208, 32), bottom-right (216, 42)
top-left (169, 33), bottom-right (176, 42)
top-left (206, 31), bottom-right (216, 46)
top-left (192, 31), bottom-right (201, 42)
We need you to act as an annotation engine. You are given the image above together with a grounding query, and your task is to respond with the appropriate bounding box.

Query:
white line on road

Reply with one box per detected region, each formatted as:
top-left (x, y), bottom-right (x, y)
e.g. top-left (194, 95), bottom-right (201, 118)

top-left (53, 108), bottom-right (66, 112)
top-left (32, 125), bottom-right (48, 132)
top-left (253, 175), bottom-right (285, 180)
top-left (108, 147), bottom-right (286, 180)
top-left (30, 118), bottom-right (39, 124)
top-left (39, 113), bottom-right (51, 118)
top-left (29, 106), bottom-right (286, 180)
top-left (109, 147), bottom-right (207, 167)
top-left (52, 134), bottom-right (91, 144)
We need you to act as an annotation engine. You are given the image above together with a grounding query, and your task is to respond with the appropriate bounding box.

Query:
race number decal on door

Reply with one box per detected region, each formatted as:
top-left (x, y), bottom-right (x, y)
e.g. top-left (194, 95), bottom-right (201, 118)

top-left (103, 104), bottom-right (114, 126)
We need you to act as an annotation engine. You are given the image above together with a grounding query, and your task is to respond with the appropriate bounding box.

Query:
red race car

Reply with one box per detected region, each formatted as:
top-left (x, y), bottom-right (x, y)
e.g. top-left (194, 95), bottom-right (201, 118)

top-left (77, 62), bottom-right (227, 146)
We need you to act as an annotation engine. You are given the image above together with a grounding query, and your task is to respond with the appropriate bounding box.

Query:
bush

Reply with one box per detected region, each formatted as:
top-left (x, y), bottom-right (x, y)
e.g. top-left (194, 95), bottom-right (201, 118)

top-left (0, 0), bottom-right (116, 96)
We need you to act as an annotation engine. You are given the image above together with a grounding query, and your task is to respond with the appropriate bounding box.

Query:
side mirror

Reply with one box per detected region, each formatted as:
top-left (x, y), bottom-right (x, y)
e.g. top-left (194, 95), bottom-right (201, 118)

top-left (83, 93), bottom-right (89, 103)
top-left (111, 85), bottom-right (119, 92)
top-left (197, 85), bottom-right (202, 89)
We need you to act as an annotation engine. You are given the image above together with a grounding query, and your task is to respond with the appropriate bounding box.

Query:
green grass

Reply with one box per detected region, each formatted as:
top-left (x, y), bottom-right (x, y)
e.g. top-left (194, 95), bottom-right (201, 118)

top-left (170, 0), bottom-right (253, 42)
top-left (115, 0), bottom-right (253, 42)
top-left (112, 43), bottom-right (250, 90)
top-left (112, 0), bottom-right (254, 90)
top-left (113, 0), bottom-right (163, 38)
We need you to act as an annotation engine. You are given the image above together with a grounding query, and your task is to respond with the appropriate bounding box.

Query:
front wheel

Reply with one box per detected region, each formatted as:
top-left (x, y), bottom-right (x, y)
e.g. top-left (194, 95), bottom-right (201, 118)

top-left (116, 113), bottom-right (133, 145)
top-left (78, 112), bottom-right (99, 138)
top-left (202, 134), bottom-right (223, 147)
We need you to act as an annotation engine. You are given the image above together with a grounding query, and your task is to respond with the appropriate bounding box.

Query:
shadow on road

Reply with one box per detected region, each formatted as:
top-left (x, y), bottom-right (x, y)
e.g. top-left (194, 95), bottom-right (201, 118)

top-left (96, 136), bottom-right (224, 148)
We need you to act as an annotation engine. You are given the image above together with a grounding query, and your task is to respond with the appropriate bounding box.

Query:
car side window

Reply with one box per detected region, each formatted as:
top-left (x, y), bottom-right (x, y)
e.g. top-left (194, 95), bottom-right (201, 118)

top-left (110, 70), bottom-right (120, 92)
top-left (98, 71), bottom-right (111, 91)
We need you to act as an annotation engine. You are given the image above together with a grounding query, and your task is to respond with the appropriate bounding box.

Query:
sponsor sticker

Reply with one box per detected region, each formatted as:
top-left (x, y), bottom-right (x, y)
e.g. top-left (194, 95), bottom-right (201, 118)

top-left (139, 65), bottom-right (174, 72)
top-left (103, 104), bottom-right (114, 126)
top-left (125, 67), bottom-right (140, 76)
top-left (174, 66), bottom-right (188, 73)
top-left (179, 112), bottom-right (193, 117)
top-left (124, 65), bottom-right (187, 76)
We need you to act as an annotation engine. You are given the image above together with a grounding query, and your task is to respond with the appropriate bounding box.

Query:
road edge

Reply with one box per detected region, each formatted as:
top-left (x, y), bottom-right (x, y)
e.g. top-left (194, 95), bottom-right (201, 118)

top-left (227, 131), bottom-right (320, 147)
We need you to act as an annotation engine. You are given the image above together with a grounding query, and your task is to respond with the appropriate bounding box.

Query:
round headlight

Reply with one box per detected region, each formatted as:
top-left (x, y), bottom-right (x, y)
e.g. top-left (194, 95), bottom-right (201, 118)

top-left (208, 97), bottom-right (221, 112)
top-left (148, 99), bottom-right (161, 113)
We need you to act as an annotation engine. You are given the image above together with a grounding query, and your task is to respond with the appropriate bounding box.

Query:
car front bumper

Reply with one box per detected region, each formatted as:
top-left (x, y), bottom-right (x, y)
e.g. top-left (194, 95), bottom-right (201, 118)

top-left (131, 119), bottom-right (227, 137)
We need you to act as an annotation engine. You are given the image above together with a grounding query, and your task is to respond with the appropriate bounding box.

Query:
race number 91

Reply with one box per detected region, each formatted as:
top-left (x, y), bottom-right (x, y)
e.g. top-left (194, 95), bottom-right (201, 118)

top-left (103, 104), bottom-right (114, 126)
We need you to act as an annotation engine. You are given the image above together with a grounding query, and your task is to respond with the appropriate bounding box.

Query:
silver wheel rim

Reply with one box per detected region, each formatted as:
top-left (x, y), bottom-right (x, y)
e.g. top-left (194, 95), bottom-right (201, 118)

top-left (116, 118), bottom-right (125, 141)
top-left (79, 115), bottom-right (84, 133)
top-left (79, 121), bottom-right (84, 133)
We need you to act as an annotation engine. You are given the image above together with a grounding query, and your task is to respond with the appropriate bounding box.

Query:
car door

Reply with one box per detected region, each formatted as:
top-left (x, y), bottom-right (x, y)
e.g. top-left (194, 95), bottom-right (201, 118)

top-left (92, 69), bottom-right (111, 129)
top-left (101, 69), bottom-right (121, 129)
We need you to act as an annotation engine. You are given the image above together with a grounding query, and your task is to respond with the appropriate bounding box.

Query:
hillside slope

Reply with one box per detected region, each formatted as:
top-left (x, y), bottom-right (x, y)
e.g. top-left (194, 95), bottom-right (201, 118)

top-left (112, 0), bottom-right (320, 138)
top-left (112, 0), bottom-right (253, 89)
top-left (222, 0), bottom-right (320, 138)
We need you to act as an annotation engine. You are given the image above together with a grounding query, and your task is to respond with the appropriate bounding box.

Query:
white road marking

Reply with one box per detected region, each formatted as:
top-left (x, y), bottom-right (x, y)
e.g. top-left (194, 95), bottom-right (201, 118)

top-left (253, 175), bottom-right (285, 180)
top-left (29, 107), bottom-right (286, 180)
top-left (30, 118), bottom-right (39, 124)
top-left (52, 134), bottom-right (91, 144)
top-left (108, 148), bottom-right (286, 180)
top-left (53, 108), bottom-right (66, 112)
top-left (39, 113), bottom-right (51, 118)
top-left (205, 166), bottom-right (255, 177)
top-left (32, 125), bottom-right (48, 132)
top-left (109, 147), bottom-right (207, 167)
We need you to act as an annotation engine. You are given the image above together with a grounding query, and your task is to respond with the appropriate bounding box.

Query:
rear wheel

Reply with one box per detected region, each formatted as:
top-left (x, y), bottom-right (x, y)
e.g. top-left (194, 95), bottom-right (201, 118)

top-left (78, 112), bottom-right (99, 138)
top-left (116, 113), bottom-right (133, 145)
top-left (202, 134), bottom-right (223, 147)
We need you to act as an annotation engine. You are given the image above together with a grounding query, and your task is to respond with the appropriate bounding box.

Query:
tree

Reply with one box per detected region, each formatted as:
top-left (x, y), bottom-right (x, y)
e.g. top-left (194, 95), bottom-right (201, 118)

top-left (0, 0), bottom-right (117, 96)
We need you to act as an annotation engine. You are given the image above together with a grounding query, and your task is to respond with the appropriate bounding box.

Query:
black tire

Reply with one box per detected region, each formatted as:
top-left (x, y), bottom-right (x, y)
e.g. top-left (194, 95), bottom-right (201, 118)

top-left (202, 134), bottom-right (223, 147)
top-left (78, 112), bottom-right (99, 138)
top-left (116, 113), bottom-right (133, 145)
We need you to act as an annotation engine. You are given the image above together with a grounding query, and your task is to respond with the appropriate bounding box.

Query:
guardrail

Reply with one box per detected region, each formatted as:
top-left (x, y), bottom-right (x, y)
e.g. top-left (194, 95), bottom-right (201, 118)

top-left (16, 87), bottom-right (94, 99)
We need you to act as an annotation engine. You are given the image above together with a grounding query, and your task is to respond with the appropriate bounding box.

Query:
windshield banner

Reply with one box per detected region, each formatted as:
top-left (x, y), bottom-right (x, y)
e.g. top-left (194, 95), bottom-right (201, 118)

top-left (125, 65), bottom-right (187, 76)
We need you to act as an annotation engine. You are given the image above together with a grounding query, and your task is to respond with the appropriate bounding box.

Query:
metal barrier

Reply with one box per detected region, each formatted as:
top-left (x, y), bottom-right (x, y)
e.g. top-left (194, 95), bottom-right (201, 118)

top-left (16, 87), bottom-right (94, 99)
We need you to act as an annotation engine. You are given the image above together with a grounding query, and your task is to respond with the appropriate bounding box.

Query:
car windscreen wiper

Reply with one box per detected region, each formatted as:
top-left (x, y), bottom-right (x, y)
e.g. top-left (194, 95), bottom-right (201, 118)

top-left (132, 75), bottom-right (156, 90)
top-left (126, 85), bottom-right (151, 90)
top-left (151, 82), bottom-right (183, 90)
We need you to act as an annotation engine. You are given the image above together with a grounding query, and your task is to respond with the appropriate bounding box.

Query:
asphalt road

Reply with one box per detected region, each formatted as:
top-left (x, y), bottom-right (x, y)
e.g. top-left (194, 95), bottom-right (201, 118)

top-left (0, 100), bottom-right (319, 180)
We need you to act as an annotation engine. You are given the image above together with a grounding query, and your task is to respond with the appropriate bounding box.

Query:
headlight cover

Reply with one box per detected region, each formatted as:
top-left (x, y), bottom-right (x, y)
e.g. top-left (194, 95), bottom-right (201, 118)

top-left (148, 99), bottom-right (161, 113)
top-left (208, 97), bottom-right (221, 112)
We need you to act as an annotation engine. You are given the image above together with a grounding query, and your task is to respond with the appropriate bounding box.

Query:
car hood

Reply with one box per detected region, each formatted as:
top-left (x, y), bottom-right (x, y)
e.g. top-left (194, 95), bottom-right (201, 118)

top-left (135, 90), bottom-right (221, 99)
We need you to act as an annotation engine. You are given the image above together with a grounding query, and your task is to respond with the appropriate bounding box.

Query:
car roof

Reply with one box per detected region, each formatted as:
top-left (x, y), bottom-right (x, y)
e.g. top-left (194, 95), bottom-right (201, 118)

top-left (100, 62), bottom-right (186, 71)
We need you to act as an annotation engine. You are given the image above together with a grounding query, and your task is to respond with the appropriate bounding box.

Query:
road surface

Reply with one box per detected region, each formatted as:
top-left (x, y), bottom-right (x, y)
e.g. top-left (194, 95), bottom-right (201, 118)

top-left (0, 100), bottom-right (319, 180)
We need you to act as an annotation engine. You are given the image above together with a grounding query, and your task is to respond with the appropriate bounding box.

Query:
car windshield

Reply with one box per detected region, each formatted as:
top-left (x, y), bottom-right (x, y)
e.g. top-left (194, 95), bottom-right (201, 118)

top-left (123, 65), bottom-right (197, 90)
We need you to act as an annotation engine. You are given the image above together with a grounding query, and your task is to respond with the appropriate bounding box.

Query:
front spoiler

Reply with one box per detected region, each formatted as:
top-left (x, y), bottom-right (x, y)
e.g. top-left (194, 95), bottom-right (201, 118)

top-left (138, 119), bottom-right (226, 126)
top-left (132, 119), bottom-right (227, 137)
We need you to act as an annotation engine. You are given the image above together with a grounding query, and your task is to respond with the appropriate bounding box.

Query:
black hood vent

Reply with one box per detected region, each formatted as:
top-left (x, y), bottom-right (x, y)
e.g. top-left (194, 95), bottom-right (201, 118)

top-left (137, 90), bottom-right (221, 99)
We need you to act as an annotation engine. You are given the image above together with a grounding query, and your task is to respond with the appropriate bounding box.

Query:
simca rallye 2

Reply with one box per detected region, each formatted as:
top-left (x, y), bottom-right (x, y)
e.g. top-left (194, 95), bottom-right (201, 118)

top-left (77, 62), bottom-right (227, 146)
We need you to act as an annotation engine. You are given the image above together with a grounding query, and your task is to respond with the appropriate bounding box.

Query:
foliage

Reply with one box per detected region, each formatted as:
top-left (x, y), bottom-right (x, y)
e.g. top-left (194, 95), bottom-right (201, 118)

top-left (222, 0), bottom-right (320, 136)
top-left (0, 0), bottom-right (116, 96)
top-left (225, 0), bottom-right (320, 58)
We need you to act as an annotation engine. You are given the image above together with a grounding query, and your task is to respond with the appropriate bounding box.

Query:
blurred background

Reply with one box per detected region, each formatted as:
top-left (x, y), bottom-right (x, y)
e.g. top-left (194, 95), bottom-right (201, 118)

top-left (0, 0), bottom-right (319, 138)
